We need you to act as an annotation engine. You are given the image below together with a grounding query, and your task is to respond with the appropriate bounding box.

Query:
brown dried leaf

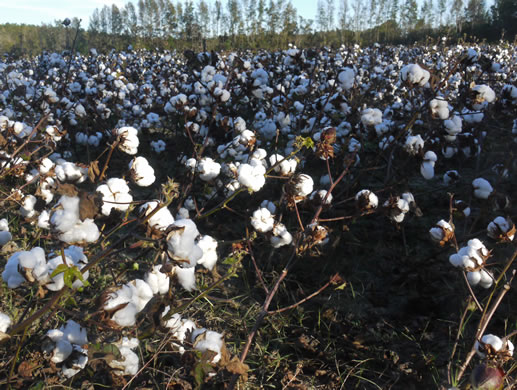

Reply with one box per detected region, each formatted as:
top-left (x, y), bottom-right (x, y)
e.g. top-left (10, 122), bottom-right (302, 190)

top-left (225, 356), bottom-right (249, 380)
top-left (17, 361), bottom-right (34, 378)
top-left (88, 160), bottom-right (101, 183)
top-left (79, 191), bottom-right (100, 221)
top-left (56, 182), bottom-right (78, 197)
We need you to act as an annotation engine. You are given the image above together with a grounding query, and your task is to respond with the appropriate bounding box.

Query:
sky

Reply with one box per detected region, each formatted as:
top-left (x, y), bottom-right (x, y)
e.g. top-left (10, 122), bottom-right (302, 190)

top-left (0, 0), bottom-right (318, 27)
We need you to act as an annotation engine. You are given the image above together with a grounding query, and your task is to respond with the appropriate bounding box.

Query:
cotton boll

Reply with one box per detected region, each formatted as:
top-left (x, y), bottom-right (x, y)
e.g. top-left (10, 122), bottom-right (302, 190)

top-left (116, 126), bottom-right (139, 155)
top-left (292, 174), bottom-right (314, 198)
top-left (429, 220), bottom-right (453, 244)
top-left (270, 223), bottom-right (293, 248)
top-left (174, 266), bottom-right (196, 291)
top-left (487, 216), bottom-right (515, 241)
top-left (111, 303), bottom-right (139, 327)
top-left (269, 154), bottom-right (297, 176)
top-left (140, 201), bottom-right (174, 231)
top-left (355, 190), bottom-right (378, 210)
top-left (467, 271), bottom-right (481, 286)
top-left (196, 235), bottom-right (218, 271)
top-left (476, 334), bottom-right (504, 358)
top-left (2, 255), bottom-right (26, 288)
top-left (479, 269), bottom-right (493, 289)
top-left (420, 151), bottom-right (437, 180)
top-left (20, 195), bottom-right (37, 218)
top-left (97, 178), bottom-right (133, 216)
top-left (145, 265), bottom-right (170, 295)
top-left (197, 157), bottom-right (221, 181)
top-left (443, 170), bottom-right (459, 185)
top-left (0, 231), bottom-right (11, 246)
top-left (166, 219), bottom-right (202, 267)
top-left (237, 159), bottom-right (266, 192)
top-left (472, 178), bottom-right (493, 199)
top-left (0, 313), bottom-right (11, 333)
top-left (54, 160), bottom-right (88, 183)
top-left (400, 64), bottom-right (430, 86)
top-left (191, 329), bottom-right (224, 364)
top-left (444, 116), bottom-right (462, 141)
top-left (260, 200), bottom-right (276, 214)
top-left (52, 339), bottom-right (73, 363)
top-left (38, 210), bottom-right (51, 229)
top-left (109, 337), bottom-right (140, 375)
top-left (429, 99), bottom-right (449, 119)
top-left (129, 156), bottom-right (155, 187)
top-left (61, 345), bottom-right (88, 378)
top-left (361, 108), bottom-right (383, 126)
top-left (150, 139), bottom-right (166, 153)
top-left (404, 134), bottom-right (424, 155)
top-left (310, 190), bottom-right (333, 205)
top-left (338, 68), bottom-right (355, 90)
top-left (472, 84), bottom-right (496, 106)
top-left (251, 207), bottom-right (275, 233)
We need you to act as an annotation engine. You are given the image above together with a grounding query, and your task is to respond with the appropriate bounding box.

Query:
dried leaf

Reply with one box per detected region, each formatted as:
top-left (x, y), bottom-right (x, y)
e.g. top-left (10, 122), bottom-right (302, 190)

top-left (56, 182), bottom-right (78, 197)
top-left (88, 160), bottom-right (101, 183)
top-left (79, 192), bottom-right (100, 221)
top-left (225, 356), bottom-right (249, 380)
top-left (18, 361), bottom-right (34, 378)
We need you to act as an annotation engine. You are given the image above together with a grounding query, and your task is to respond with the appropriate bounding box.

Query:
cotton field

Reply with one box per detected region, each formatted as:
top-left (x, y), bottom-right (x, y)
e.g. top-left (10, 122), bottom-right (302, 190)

top-left (0, 41), bottom-right (516, 388)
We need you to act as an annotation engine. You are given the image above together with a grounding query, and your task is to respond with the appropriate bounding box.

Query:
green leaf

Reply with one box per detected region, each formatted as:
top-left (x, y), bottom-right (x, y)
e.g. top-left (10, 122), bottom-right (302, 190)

top-left (50, 264), bottom-right (69, 279)
top-left (302, 136), bottom-right (315, 149)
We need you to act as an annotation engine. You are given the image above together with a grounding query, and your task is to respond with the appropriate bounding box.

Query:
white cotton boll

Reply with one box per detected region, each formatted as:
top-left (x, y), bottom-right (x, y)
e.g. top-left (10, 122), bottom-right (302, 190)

top-left (270, 223), bottom-right (293, 248)
top-left (51, 196), bottom-right (80, 232)
top-left (472, 178), bottom-right (493, 199)
top-left (20, 195), bottom-right (37, 218)
top-left (61, 345), bottom-right (88, 378)
top-left (479, 269), bottom-right (493, 289)
top-left (237, 159), bottom-right (266, 192)
top-left (167, 219), bottom-right (202, 267)
top-left (39, 158), bottom-right (55, 174)
top-left (429, 220), bottom-right (453, 243)
top-left (355, 190), bottom-right (378, 209)
top-left (487, 216), bottom-right (514, 241)
top-left (52, 339), bottom-right (73, 363)
top-left (129, 156), bottom-right (155, 187)
top-left (38, 210), bottom-right (50, 229)
top-left (443, 170), bottom-right (459, 185)
top-left (400, 64), bottom-right (430, 86)
top-left (361, 108), bottom-right (383, 126)
top-left (429, 99), bottom-right (449, 119)
top-left (174, 266), bottom-right (196, 291)
top-left (0, 218), bottom-right (8, 232)
top-left (140, 201), bottom-right (174, 231)
top-left (310, 190), bottom-right (333, 205)
top-left (75, 104), bottom-right (86, 117)
top-left (116, 127), bottom-right (139, 155)
top-left (197, 235), bottom-right (218, 271)
top-left (197, 157), bottom-right (221, 181)
top-left (404, 134), bottom-right (424, 155)
top-left (130, 279), bottom-right (154, 311)
top-left (251, 148), bottom-right (267, 161)
top-left (109, 337), bottom-right (140, 375)
top-left (2, 255), bottom-right (26, 288)
top-left (449, 254), bottom-right (464, 268)
top-left (420, 151), bottom-right (437, 180)
top-left (0, 231), bottom-right (12, 246)
top-left (59, 219), bottom-right (100, 244)
top-left (192, 329), bottom-right (224, 364)
top-left (467, 271), bottom-right (481, 286)
top-left (111, 304), bottom-right (138, 327)
top-left (61, 319), bottom-right (88, 346)
top-left (444, 116), bottom-right (462, 141)
top-left (338, 68), bottom-right (355, 90)
top-left (150, 139), bottom-right (166, 153)
top-left (269, 154), bottom-right (297, 176)
top-left (472, 84), bottom-right (496, 104)
top-left (0, 313), bottom-right (11, 333)
top-left (97, 178), bottom-right (133, 216)
top-left (55, 160), bottom-right (88, 183)
top-left (293, 174), bottom-right (314, 198)
top-left (476, 334), bottom-right (504, 358)
top-left (251, 207), bottom-right (275, 233)
top-left (145, 265), bottom-right (170, 295)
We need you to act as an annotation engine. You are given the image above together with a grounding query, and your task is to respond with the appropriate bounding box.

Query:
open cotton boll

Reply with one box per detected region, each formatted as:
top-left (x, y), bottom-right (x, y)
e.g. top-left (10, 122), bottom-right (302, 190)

top-left (292, 174), bottom-right (314, 199)
top-left (2, 254), bottom-right (27, 288)
top-left (197, 235), bottom-right (218, 271)
top-left (161, 309), bottom-right (197, 353)
top-left (269, 154), bottom-right (297, 176)
top-left (108, 337), bottom-right (140, 376)
top-left (116, 126), bottom-right (139, 155)
top-left (145, 265), bottom-right (170, 295)
top-left (0, 219), bottom-right (11, 246)
top-left (197, 157), bottom-right (221, 181)
top-left (39, 157), bottom-right (55, 175)
top-left (404, 134), bottom-right (424, 155)
top-left (97, 178), bottom-right (133, 216)
top-left (20, 195), bottom-right (37, 218)
top-left (251, 207), bottom-right (275, 233)
top-left (150, 139), bottom-right (166, 153)
top-left (478, 269), bottom-right (494, 289)
top-left (338, 67), bottom-right (355, 90)
top-left (310, 190), bottom-right (333, 205)
top-left (129, 156), bottom-right (155, 187)
top-left (61, 345), bottom-right (88, 378)
top-left (237, 159), bottom-right (266, 192)
top-left (487, 216), bottom-right (515, 241)
top-left (429, 220), bottom-right (454, 244)
top-left (444, 115), bottom-right (462, 141)
top-left (429, 99), bottom-right (449, 119)
top-left (472, 178), bottom-right (493, 199)
top-left (355, 189), bottom-right (378, 210)
top-left (0, 313), bottom-right (11, 333)
top-left (420, 151), bottom-right (437, 180)
top-left (46, 320), bottom-right (88, 365)
top-left (443, 170), bottom-right (459, 185)
top-left (270, 223), bottom-right (293, 248)
top-left (104, 279), bottom-right (154, 327)
top-left (400, 63), bottom-right (430, 86)
top-left (18, 246), bottom-right (49, 284)
top-left (167, 219), bottom-right (202, 267)
top-left (174, 265), bottom-right (196, 291)
top-left (361, 108), bottom-right (383, 126)
top-left (475, 334), bottom-right (507, 358)
top-left (191, 329), bottom-right (224, 364)
top-left (140, 201), bottom-right (174, 231)
top-left (54, 160), bottom-right (88, 183)
top-left (472, 84), bottom-right (496, 105)
top-left (50, 196), bottom-right (100, 244)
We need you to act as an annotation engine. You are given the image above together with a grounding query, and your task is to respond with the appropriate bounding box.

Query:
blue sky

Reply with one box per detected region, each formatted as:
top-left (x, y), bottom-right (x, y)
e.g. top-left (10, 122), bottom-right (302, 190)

top-left (0, 0), bottom-right (317, 27)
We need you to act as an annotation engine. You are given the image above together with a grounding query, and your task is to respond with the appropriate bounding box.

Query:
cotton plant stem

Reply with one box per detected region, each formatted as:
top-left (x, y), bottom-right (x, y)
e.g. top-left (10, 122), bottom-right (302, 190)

top-left (247, 233), bottom-right (269, 294)
top-left (447, 296), bottom-right (474, 385)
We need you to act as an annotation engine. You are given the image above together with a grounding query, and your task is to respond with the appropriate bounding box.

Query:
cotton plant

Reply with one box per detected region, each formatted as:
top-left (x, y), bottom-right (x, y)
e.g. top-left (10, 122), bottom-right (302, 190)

top-left (475, 334), bottom-right (514, 360)
top-left (286, 173), bottom-right (314, 203)
top-left (43, 320), bottom-right (88, 378)
top-left (129, 156), bottom-right (155, 187)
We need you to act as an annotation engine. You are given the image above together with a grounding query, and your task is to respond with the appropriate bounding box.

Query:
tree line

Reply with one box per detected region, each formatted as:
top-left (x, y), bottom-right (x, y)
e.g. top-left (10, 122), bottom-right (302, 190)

top-left (0, 0), bottom-right (515, 55)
